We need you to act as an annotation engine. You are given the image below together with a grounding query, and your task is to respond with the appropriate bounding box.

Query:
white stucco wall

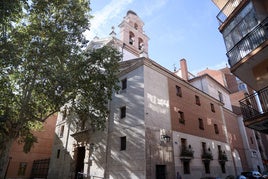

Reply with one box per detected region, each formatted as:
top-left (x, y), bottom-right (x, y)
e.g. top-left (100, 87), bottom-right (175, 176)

top-left (122, 48), bottom-right (138, 61)
top-left (144, 65), bottom-right (171, 130)
top-left (108, 65), bottom-right (146, 179)
top-left (191, 77), bottom-right (232, 111)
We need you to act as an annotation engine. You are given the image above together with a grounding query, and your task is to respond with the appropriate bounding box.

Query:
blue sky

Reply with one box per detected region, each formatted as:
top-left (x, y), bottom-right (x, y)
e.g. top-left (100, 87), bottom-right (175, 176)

top-left (86, 0), bottom-right (227, 75)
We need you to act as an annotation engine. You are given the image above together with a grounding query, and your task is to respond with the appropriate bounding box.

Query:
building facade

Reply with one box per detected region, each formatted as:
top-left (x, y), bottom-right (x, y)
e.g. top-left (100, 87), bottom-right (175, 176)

top-left (48, 10), bottom-right (266, 179)
top-left (197, 67), bottom-right (266, 172)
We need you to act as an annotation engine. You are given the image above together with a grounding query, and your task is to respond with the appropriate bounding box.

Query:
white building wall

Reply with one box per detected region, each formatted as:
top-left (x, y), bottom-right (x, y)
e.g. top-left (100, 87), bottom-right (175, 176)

top-left (144, 65), bottom-right (171, 130)
top-left (107, 65), bottom-right (146, 179)
top-left (191, 77), bottom-right (232, 111)
top-left (121, 48), bottom-right (138, 61)
top-left (48, 113), bottom-right (76, 179)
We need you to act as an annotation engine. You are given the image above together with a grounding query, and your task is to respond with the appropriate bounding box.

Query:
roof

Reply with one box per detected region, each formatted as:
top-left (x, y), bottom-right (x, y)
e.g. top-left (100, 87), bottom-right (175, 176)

top-left (127, 10), bottom-right (137, 16)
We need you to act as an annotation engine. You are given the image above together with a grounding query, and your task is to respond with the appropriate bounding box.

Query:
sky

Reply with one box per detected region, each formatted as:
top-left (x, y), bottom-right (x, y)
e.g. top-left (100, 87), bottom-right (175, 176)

top-left (85, 0), bottom-right (228, 75)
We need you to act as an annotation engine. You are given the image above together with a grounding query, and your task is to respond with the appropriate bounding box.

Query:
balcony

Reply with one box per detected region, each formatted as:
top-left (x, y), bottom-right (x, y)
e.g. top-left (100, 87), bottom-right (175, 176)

top-left (180, 145), bottom-right (194, 161)
top-left (201, 148), bottom-right (213, 161)
top-left (240, 86), bottom-right (268, 134)
top-left (216, 0), bottom-right (243, 25)
top-left (227, 17), bottom-right (268, 68)
top-left (218, 151), bottom-right (228, 162)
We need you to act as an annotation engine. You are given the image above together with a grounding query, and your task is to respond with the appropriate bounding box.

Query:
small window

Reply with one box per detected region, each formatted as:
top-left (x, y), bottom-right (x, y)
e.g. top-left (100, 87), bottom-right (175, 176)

top-left (178, 111), bottom-right (185, 124)
top-left (195, 95), bottom-right (201, 106)
top-left (59, 125), bottom-right (64, 137)
top-left (18, 162), bottom-right (27, 176)
top-left (210, 103), bottom-right (215, 112)
top-left (57, 149), bottom-right (60, 159)
top-left (199, 118), bottom-right (204, 130)
top-left (250, 137), bottom-right (254, 144)
top-left (218, 145), bottom-right (222, 152)
top-left (176, 85), bottom-right (182, 97)
top-left (120, 136), bottom-right (126, 150)
top-left (202, 142), bottom-right (206, 152)
top-left (62, 107), bottom-right (67, 120)
top-left (218, 91), bottom-right (223, 103)
top-left (214, 124), bottom-right (219, 134)
top-left (181, 138), bottom-right (187, 148)
top-left (120, 106), bottom-right (126, 119)
top-left (121, 78), bottom-right (127, 90)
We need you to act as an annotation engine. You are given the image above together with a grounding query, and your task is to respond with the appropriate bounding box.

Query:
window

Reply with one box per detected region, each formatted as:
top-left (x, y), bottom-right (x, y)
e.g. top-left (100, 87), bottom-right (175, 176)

top-left (195, 95), bottom-right (200, 105)
top-left (202, 142), bottom-right (206, 153)
top-left (57, 149), bottom-right (60, 159)
top-left (181, 138), bottom-right (187, 148)
top-left (176, 85), bottom-right (182, 97)
top-left (210, 103), bottom-right (215, 112)
top-left (18, 162), bottom-right (27, 176)
top-left (199, 118), bottom-right (204, 130)
top-left (214, 124), bottom-right (219, 134)
top-left (120, 136), bottom-right (126, 150)
top-left (121, 78), bottom-right (127, 90)
top-left (134, 23), bottom-right (138, 30)
top-left (138, 38), bottom-right (144, 50)
top-left (250, 137), bottom-right (254, 144)
top-left (178, 111), bottom-right (185, 124)
top-left (62, 107), bottom-right (67, 121)
top-left (59, 125), bottom-right (64, 138)
top-left (129, 31), bottom-right (135, 45)
top-left (120, 106), bottom-right (126, 119)
top-left (218, 91), bottom-right (223, 103)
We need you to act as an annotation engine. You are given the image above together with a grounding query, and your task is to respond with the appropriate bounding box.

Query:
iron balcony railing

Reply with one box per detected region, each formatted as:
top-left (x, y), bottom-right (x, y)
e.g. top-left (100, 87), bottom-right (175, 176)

top-left (180, 145), bottom-right (194, 158)
top-left (227, 17), bottom-right (268, 67)
top-left (216, 0), bottom-right (243, 25)
top-left (201, 148), bottom-right (213, 160)
top-left (240, 86), bottom-right (268, 121)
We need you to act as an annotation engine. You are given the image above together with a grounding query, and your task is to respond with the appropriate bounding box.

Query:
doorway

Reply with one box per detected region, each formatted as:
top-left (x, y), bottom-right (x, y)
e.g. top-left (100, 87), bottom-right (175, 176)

top-left (75, 146), bottom-right (85, 179)
top-left (156, 165), bottom-right (166, 179)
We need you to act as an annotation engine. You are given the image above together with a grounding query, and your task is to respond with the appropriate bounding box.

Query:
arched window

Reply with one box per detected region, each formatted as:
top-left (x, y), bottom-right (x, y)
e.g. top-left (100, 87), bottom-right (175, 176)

top-left (129, 31), bottom-right (135, 45)
top-left (138, 38), bottom-right (144, 50)
top-left (134, 23), bottom-right (138, 30)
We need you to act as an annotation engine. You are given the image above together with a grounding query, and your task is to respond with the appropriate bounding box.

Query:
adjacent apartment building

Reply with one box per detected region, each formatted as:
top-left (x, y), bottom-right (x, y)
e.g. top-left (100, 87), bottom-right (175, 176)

top-left (212, 0), bottom-right (268, 169)
top-left (48, 10), bottom-right (266, 179)
top-left (212, 0), bottom-right (268, 133)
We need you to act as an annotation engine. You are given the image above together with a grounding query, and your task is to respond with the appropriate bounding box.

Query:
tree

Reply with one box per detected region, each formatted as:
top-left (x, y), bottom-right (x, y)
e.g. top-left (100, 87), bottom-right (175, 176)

top-left (0, 0), bottom-right (120, 177)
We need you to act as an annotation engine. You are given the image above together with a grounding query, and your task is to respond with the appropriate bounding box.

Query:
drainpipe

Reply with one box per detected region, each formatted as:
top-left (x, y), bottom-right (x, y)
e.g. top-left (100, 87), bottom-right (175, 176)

top-left (104, 99), bottom-right (112, 178)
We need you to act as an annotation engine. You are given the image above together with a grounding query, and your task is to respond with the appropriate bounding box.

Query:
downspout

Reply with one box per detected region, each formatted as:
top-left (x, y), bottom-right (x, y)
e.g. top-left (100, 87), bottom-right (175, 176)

top-left (104, 99), bottom-right (112, 178)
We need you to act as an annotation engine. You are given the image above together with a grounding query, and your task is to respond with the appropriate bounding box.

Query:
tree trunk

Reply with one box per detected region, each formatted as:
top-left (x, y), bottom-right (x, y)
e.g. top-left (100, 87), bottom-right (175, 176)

top-left (0, 138), bottom-right (14, 179)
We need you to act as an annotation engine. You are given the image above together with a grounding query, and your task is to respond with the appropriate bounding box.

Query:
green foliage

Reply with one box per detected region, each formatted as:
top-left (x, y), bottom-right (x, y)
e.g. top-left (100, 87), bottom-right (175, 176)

top-left (0, 0), bottom-right (120, 158)
top-left (19, 132), bottom-right (38, 153)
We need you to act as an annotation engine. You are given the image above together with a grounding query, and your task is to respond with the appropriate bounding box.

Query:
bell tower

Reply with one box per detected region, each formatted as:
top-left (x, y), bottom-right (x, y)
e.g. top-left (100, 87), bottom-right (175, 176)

top-left (118, 10), bottom-right (149, 58)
